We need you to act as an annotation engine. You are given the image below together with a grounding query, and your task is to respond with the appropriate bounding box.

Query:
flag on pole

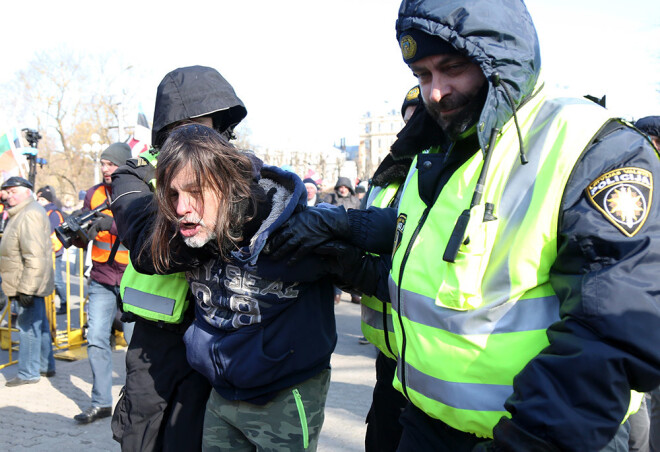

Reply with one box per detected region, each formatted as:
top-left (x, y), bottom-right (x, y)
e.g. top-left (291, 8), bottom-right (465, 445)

top-left (0, 129), bottom-right (23, 180)
top-left (127, 105), bottom-right (152, 157)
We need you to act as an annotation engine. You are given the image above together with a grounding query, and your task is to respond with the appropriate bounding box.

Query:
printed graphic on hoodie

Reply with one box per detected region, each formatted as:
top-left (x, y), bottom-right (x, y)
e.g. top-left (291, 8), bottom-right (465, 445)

top-left (188, 261), bottom-right (300, 331)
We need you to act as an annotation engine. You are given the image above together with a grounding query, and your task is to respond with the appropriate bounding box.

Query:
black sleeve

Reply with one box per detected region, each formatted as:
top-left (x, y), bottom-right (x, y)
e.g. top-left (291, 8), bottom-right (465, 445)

top-left (494, 126), bottom-right (660, 450)
top-left (347, 206), bottom-right (398, 254)
top-left (110, 159), bottom-right (156, 258)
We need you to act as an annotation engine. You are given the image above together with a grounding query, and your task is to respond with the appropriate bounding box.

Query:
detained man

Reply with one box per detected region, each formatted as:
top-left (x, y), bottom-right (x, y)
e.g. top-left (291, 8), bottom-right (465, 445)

top-left (125, 123), bottom-right (346, 451)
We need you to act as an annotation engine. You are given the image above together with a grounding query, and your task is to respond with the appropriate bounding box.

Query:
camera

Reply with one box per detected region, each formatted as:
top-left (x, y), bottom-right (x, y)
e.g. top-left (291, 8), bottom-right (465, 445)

top-left (55, 201), bottom-right (109, 248)
top-left (21, 128), bottom-right (42, 148)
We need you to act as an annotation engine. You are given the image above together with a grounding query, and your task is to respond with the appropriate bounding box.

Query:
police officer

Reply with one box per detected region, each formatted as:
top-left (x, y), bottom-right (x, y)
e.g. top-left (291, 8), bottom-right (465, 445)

top-left (266, 0), bottom-right (660, 449)
top-left (360, 85), bottom-right (424, 452)
top-left (110, 66), bottom-right (247, 451)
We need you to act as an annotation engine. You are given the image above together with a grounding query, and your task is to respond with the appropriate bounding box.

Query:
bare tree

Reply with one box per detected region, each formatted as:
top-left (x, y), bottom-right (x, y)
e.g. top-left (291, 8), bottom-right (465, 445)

top-left (1, 48), bottom-right (141, 206)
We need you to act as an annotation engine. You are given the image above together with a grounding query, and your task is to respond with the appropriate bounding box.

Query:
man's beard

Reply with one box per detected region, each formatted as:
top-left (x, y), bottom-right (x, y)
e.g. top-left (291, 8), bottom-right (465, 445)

top-left (179, 216), bottom-right (217, 248)
top-left (426, 83), bottom-right (488, 141)
top-left (183, 230), bottom-right (216, 248)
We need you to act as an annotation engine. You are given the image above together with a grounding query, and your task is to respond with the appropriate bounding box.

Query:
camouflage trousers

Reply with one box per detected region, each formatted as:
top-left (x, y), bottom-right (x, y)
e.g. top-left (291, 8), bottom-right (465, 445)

top-left (203, 369), bottom-right (331, 451)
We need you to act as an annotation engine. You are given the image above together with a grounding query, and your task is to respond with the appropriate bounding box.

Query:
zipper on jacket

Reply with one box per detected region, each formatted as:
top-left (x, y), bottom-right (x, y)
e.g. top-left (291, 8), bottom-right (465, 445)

top-left (380, 183), bottom-right (406, 359)
top-left (292, 388), bottom-right (309, 449)
top-left (382, 304), bottom-right (395, 357)
top-left (397, 206), bottom-right (431, 400)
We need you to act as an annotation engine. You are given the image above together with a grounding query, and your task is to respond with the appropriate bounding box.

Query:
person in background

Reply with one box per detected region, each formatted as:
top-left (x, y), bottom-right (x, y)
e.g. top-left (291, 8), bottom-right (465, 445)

top-left (36, 186), bottom-right (67, 315)
top-left (73, 142), bottom-right (133, 424)
top-left (355, 181), bottom-right (368, 203)
top-left (322, 176), bottom-right (361, 210)
top-left (0, 176), bottom-right (55, 386)
top-left (0, 188), bottom-right (9, 235)
top-left (304, 178), bottom-right (321, 206)
top-left (323, 176), bottom-right (361, 304)
top-left (635, 115), bottom-right (660, 452)
top-left (636, 116), bottom-right (660, 150)
top-left (358, 85), bottom-right (423, 451)
top-left (265, 0), bottom-right (660, 449)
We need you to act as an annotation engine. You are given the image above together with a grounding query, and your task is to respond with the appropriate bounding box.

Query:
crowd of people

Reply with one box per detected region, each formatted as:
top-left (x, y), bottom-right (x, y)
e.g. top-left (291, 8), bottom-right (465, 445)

top-left (2, 0), bottom-right (660, 450)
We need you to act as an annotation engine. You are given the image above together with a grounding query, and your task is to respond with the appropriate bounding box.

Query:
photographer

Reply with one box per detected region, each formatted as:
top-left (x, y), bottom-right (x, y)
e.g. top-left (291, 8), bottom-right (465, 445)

top-left (72, 142), bottom-right (134, 424)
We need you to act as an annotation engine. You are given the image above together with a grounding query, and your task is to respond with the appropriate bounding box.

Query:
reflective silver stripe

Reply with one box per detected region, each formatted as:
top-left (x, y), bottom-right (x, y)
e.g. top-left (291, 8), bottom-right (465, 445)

top-left (482, 101), bottom-right (557, 300)
top-left (399, 360), bottom-right (511, 411)
top-left (366, 186), bottom-right (383, 208)
top-left (93, 240), bottom-right (128, 252)
top-left (361, 303), bottom-right (394, 333)
top-left (123, 287), bottom-right (176, 315)
top-left (398, 166), bottom-right (417, 215)
top-left (390, 276), bottom-right (559, 335)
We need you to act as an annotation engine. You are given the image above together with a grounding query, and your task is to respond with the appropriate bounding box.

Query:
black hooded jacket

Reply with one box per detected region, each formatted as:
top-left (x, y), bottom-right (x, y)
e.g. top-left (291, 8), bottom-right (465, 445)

top-left (152, 65), bottom-right (247, 148)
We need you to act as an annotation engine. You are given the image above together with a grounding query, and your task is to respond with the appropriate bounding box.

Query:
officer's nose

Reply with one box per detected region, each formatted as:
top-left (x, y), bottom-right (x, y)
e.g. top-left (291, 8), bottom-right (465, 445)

top-left (429, 75), bottom-right (451, 104)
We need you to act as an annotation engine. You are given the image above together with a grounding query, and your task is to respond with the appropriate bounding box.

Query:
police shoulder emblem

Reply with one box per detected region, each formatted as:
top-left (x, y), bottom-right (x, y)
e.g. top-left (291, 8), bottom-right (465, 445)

top-left (406, 86), bottom-right (420, 101)
top-left (400, 35), bottom-right (417, 61)
top-left (393, 213), bottom-right (407, 256)
top-left (585, 167), bottom-right (653, 237)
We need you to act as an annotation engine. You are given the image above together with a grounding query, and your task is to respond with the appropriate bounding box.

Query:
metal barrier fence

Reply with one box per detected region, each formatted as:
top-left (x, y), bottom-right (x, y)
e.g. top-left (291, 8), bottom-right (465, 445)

top-left (0, 248), bottom-right (89, 367)
top-left (52, 248), bottom-right (89, 360)
top-left (0, 297), bottom-right (18, 370)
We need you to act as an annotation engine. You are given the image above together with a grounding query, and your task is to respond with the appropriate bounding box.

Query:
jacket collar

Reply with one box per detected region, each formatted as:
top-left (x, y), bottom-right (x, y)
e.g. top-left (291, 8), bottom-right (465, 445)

top-left (8, 197), bottom-right (35, 217)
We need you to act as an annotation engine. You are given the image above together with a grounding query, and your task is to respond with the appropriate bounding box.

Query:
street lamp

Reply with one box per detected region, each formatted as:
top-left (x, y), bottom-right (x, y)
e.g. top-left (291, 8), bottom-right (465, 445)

top-left (84, 133), bottom-right (105, 185)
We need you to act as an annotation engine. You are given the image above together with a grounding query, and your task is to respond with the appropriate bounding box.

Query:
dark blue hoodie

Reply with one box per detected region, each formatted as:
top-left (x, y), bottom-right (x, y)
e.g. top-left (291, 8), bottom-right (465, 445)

top-left (183, 164), bottom-right (337, 404)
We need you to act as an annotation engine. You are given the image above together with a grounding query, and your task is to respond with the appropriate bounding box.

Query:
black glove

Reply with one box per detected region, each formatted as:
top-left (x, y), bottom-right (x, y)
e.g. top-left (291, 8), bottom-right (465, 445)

top-left (314, 241), bottom-right (381, 296)
top-left (265, 205), bottom-right (352, 264)
top-left (16, 292), bottom-right (34, 308)
top-left (86, 213), bottom-right (114, 240)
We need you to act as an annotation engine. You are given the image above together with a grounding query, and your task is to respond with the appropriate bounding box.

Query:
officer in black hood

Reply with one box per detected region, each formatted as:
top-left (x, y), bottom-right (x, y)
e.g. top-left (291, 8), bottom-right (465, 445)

top-left (110, 66), bottom-right (247, 452)
top-left (636, 116), bottom-right (660, 151)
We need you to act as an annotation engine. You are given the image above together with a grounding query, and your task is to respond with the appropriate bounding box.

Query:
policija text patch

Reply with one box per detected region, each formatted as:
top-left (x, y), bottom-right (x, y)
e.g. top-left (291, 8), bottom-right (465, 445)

top-left (585, 167), bottom-right (652, 237)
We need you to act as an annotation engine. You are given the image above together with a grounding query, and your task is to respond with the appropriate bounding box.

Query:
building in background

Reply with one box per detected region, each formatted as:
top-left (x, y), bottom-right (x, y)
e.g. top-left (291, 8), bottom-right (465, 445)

top-left (357, 105), bottom-right (404, 181)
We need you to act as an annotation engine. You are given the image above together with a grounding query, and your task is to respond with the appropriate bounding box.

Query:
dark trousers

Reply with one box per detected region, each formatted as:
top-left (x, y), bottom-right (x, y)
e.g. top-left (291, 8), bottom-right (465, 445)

top-left (365, 351), bottom-right (408, 452)
top-left (111, 318), bottom-right (211, 452)
top-left (397, 399), bottom-right (633, 452)
top-left (397, 403), bottom-right (485, 452)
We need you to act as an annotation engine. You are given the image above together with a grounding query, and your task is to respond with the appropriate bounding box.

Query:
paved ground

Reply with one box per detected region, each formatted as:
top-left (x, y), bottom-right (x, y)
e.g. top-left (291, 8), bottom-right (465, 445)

top-left (0, 293), bottom-right (377, 451)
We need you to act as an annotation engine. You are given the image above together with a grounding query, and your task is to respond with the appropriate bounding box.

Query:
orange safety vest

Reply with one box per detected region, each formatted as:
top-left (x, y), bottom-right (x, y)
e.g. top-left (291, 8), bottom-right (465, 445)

top-left (47, 209), bottom-right (64, 253)
top-left (89, 185), bottom-right (128, 265)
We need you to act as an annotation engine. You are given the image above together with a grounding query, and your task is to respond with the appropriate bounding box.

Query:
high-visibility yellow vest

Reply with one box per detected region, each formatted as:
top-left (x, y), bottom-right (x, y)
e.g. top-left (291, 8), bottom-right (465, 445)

top-left (121, 256), bottom-right (190, 324)
top-left (361, 183), bottom-right (402, 359)
top-left (119, 150), bottom-right (191, 324)
top-left (390, 92), bottom-right (619, 438)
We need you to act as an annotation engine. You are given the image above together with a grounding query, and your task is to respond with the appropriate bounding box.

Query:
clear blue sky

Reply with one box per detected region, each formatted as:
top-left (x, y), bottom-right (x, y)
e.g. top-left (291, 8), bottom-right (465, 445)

top-left (3, 0), bottom-right (659, 151)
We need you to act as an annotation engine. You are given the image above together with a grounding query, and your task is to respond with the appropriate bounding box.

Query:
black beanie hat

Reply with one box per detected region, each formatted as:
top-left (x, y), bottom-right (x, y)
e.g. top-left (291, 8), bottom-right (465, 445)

top-left (635, 116), bottom-right (660, 138)
top-left (399, 28), bottom-right (459, 64)
top-left (100, 142), bottom-right (132, 167)
top-left (303, 178), bottom-right (318, 190)
top-left (36, 186), bottom-right (55, 203)
top-left (401, 85), bottom-right (421, 118)
top-left (2, 176), bottom-right (33, 191)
